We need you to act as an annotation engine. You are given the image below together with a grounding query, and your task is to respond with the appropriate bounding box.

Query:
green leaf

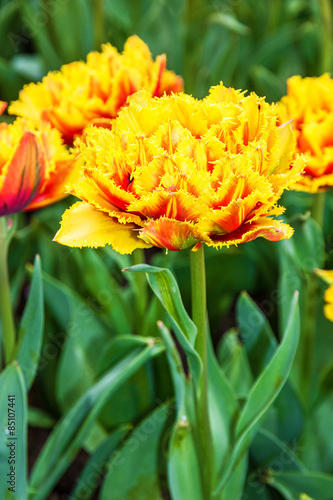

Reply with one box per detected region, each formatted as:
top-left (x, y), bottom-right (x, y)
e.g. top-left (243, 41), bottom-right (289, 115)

top-left (168, 420), bottom-right (204, 500)
top-left (209, 12), bottom-right (250, 36)
top-left (207, 330), bottom-right (239, 482)
top-left (82, 422), bottom-right (109, 455)
top-left (72, 426), bottom-right (130, 500)
top-left (236, 291), bottom-right (276, 376)
top-left (97, 335), bottom-right (157, 373)
top-left (41, 272), bottom-right (111, 410)
top-left (217, 328), bottom-right (254, 397)
top-left (11, 54), bottom-right (44, 81)
top-left (47, 0), bottom-right (94, 62)
top-left (28, 407), bottom-right (55, 429)
top-left (266, 470), bottom-right (333, 500)
top-left (220, 453), bottom-right (248, 500)
top-left (215, 292), bottom-right (300, 494)
top-left (141, 296), bottom-right (167, 338)
top-left (237, 292), bottom-right (299, 437)
top-left (318, 360), bottom-right (333, 400)
top-left (278, 215), bottom-right (327, 398)
top-left (104, 0), bottom-right (132, 30)
top-left (265, 381), bottom-right (304, 444)
top-left (250, 65), bottom-right (285, 102)
top-left (0, 362), bottom-right (27, 500)
top-left (298, 392), bottom-right (333, 472)
top-left (237, 292), bottom-right (304, 443)
top-left (0, 57), bottom-right (26, 101)
top-left (250, 428), bottom-right (307, 471)
top-left (125, 264), bottom-right (202, 387)
top-left (101, 403), bottom-right (171, 500)
top-left (278, 249), bottom-right (303, 338)
top-left (29, 340), bottom-right (164, 500)
top-left (42, 272), bottom-right (73, 329)
top-left (75, 249), bottom-right (133, 335)
top-left (278, 214), bottom-right (325, 273)
top-left (97, 336), bottom-right (156, 429)
top-left (16, 255), bottom-right (44, 389)
top-left (158, 321), bottom-right (204, 500)
top-left (125, 264), bottom-right (196, 344)
top-left (20, 3), bottom-right (63, 70)
top-left (0, 0), bottom-right (21, 57)
top-left (243, 479), bottom-right (272, 500)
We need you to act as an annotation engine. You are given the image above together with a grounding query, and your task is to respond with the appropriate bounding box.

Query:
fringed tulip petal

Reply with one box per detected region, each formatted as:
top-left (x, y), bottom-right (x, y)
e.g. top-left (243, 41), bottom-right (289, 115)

top-left (54, 202), bottom-right (151, 253)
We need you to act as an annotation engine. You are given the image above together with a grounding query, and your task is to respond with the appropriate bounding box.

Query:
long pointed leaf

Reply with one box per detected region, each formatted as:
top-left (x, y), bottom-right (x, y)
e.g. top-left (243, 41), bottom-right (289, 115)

top-left (125, 264), bottom-right (202, 387)
top-left (158, 321), bottom-right (204, 500)
top-left (215, 292), bottom-right (300, 494)
top-left (100, 402), bottom-right (171, 500)
top-left (16, 255), bottom-right (44, 389)
top-left (29, 340), bottom-right (164, 500)
top-left (207, 329), bottom-right (240, 483)
top-left (71, 426), bottom-right (130, 500)
top-left (0, 362), bottom-right (27, 500)
top-left (267, 470), bottom-right (333, 500)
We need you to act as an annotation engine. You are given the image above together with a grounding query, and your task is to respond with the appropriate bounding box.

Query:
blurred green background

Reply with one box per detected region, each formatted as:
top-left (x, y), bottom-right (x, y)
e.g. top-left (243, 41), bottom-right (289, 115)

top-left (0, 0), bottom-right (331, 103)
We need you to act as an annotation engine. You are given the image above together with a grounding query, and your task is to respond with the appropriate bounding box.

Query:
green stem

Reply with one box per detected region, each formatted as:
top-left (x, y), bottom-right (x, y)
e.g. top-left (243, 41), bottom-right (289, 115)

top-left (303, 193), bottom-right (326, 402)
top-left (312, 191), bottom-right (326, 227)
top-left (184, 0), bottom-right (207, 94)
top-left (302, 273), bottom-right (318, 402)
top-left (93, 0), bottom-right (104, 49)
top-left (321, 0), bottom-right (332, 74)
top-left (190, 244), bottom-right (212, 498)
top-left (132, 248), bottom-right (148, 334)
top-left (0, 217), bottom-right (16, 365)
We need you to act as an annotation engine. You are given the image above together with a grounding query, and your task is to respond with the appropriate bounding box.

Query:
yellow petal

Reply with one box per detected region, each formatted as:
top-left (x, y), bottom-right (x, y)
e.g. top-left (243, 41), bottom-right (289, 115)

top-left (324, 286), bottom-right (333, 322)
top-left (54, 202), bottom-right (151, 253)
top-left (316, 269), bottom-right (333, 286)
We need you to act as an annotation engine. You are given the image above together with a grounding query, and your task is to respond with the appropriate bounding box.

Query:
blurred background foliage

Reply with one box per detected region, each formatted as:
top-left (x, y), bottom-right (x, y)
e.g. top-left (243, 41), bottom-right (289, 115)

top-left (2, 0), bottom-right (333, 498)
top-left (0, 0), bottom-right (332, 102)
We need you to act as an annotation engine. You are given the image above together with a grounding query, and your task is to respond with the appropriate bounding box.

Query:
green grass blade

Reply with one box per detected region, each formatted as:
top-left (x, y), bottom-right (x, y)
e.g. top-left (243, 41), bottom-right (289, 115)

top-left (29, 341), bottom-right (164, 500)
top-left (16, 255), bottom-right (44, 389)
top-left (0, 362), bottom-right (27, 500)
